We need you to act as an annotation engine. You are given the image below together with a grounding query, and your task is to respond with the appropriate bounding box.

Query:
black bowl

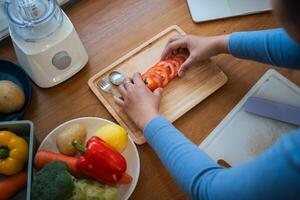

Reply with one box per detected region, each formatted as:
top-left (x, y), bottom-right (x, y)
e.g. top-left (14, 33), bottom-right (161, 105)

top-left (0, 60), bottom-right (32, 121)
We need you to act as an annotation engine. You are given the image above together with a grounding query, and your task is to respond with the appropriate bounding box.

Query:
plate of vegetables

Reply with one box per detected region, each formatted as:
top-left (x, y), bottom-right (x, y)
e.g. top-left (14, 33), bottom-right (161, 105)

top-left (33, 117), bottom-right (140, 200)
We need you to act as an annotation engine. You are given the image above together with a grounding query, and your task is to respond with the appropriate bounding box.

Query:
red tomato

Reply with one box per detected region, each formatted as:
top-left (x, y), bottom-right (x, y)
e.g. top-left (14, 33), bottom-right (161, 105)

top-left (142, 72), bottom-right (163, 91)
top-left (172, 57), bottom-right (185, 65)
top-left (142, 73), bottom-right (158, 91)
top-left (148, 66), bottom-right (169, 87)
top-left (149, 71), bottom-right (163, 88)
top-left (165, 58), bottom-right (180, 76)
top-left (157, 60), bottom-right (176, 81)
top-left (176, 53), bottom-right (188, 60)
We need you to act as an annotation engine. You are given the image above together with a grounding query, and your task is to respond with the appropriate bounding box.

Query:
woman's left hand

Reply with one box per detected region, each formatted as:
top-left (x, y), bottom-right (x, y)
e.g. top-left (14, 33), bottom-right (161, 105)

top-left (114, 72), bottom-right (163, 130)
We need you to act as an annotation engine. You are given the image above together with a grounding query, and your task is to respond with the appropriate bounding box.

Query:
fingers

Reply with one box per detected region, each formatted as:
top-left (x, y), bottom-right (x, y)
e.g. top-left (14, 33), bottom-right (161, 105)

top-left (132, 72), bottom-right (144, 86)
top-left (167, 35), bottom-right (183, 44)
top-left (166, 36), bottom-right (183, 56)
top-left (117, 84), bottom-right (127, 97)
top-left (113, 96), bottom-right (125, 107)
top-left (153, 88), bottom-right (163, 98)
top-left (123, 77), bottom-right (134, 91)
top-left (178, 55), bottom-right (194, 77)
top-left (161, 37), bottom-right (187, 59)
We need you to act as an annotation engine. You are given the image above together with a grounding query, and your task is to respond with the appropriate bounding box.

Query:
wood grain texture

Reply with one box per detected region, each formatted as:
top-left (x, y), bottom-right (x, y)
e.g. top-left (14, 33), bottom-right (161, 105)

top-left (89, 26), bottom-right (227, 144)
top-left (0, 0), bottom-right (299, 199)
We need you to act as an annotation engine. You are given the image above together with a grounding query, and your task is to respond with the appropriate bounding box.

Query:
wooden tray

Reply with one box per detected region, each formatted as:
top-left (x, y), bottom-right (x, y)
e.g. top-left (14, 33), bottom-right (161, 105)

top-left (88, 25), bottom-right (228, 144)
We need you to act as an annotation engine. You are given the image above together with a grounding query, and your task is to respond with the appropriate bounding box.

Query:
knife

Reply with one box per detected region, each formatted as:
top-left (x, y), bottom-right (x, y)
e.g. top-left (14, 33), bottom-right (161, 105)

top-left (244, 97), bottom-right (300, 126)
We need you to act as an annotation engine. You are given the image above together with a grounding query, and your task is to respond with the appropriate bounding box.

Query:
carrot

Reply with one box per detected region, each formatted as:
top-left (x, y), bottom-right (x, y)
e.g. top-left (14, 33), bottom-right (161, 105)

top-left (0, 171), bottom-right (27, 200)
top-left (34, 150), bottom-right (82, 177)
top-left (118, 172), bottom-right (132, 184)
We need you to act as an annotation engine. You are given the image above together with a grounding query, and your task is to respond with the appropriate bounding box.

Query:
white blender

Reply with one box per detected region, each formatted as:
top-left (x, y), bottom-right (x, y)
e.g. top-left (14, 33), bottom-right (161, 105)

top-left (4, 0), bottom-right (88, 88)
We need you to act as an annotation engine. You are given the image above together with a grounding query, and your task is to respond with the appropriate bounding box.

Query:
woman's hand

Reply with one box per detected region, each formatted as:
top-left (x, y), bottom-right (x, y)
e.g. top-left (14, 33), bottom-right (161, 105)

top-left (114, 72), bottom-right (163, 130)
top-left (161, 34), bottom-right (230, 77)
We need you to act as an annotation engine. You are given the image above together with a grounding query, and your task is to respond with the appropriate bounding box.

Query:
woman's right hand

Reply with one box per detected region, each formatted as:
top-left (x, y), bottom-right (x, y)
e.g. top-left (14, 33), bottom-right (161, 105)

top-left (161, 34), bottom-right (230, 77)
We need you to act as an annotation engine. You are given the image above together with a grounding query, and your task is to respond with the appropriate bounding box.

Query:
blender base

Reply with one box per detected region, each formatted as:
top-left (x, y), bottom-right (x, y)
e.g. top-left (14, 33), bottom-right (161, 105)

top-left (11, 12), bottom-right (88, 88)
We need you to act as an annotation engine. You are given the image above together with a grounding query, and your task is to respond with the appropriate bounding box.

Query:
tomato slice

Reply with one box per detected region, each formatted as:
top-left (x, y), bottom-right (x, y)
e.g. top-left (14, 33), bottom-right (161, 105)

top-left (172, 56), bottom-right (185, 65)
top-left (157, 61), bottom-right (176, 81)
top-left (171, 53), bottom-right (188, 65)
top-left (148, 66), bottom-right (169, 87)
top-left (142, 73), bottom-right (158, 91)
top-left (176, 53), bottom-right (188, 60)
top-left (149, 72), bottom-right (163, 88)
top-left (142, 72), bottom-right (163, 91)
top-left (165, 59), bottom-right (180, 76)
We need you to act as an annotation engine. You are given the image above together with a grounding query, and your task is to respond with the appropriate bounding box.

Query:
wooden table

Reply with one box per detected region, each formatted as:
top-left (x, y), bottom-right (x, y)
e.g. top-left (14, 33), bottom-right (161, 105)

top-left (1, 1), bottom-right (300, 199)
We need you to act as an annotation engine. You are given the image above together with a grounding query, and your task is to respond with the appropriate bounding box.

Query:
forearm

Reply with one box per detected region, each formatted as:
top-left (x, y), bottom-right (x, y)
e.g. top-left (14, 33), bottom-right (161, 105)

top-left (211, 28), bottom-right (300, 69)
top-left (227, 28), bottom-right (300, 68)
top-left (143, 116), bottom-right (222, 196)
top-left (144, 116), bottom-right (300, 200)
top-left (208, 129), bottom-right (300, 200)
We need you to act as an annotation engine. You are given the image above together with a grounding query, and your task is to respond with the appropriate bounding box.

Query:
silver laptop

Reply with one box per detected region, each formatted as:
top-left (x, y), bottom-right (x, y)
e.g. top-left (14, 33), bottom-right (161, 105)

top-left (187, 0), bottom-right (272, 22)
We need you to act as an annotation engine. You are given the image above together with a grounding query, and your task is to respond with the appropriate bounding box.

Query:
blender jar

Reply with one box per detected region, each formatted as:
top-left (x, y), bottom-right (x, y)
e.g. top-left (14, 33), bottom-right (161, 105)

top-left (5, 0), bottom-right (63, 42)
top-left (0, 0), bottom-right (9, 40)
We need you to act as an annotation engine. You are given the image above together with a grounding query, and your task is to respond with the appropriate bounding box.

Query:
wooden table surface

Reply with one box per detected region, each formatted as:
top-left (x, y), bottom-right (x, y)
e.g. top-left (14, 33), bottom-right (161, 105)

top-left (1, 0), bottom-right (300, 199)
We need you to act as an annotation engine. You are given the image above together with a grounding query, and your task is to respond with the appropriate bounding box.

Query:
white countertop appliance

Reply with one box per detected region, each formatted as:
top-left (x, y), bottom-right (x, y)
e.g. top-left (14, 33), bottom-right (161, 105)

top-left (4, 0), bottom-right (88, 88)
top-left (0, 1), bottom-right (9, 40)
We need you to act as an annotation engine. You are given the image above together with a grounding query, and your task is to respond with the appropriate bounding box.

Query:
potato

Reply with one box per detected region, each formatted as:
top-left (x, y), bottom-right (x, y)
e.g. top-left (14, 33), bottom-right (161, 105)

top-left (0, 80), bottom-right (25, 113)
top-left (56, 124), bottom-right (87, 156)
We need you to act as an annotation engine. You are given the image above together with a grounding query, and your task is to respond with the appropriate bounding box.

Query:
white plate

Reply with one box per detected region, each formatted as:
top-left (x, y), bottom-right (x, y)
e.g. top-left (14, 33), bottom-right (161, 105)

top-left (38, 117), bottom-right (140, 200)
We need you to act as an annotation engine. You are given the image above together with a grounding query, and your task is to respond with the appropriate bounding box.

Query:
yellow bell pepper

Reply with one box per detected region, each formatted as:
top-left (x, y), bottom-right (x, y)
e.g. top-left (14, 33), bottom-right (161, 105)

top-left (0, 131), bottom-right (28, 175)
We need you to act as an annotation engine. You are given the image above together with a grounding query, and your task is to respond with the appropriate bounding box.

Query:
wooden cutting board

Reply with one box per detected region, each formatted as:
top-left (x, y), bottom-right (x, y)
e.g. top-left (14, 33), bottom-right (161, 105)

top-left (88, 25), bottom-right (227, 144)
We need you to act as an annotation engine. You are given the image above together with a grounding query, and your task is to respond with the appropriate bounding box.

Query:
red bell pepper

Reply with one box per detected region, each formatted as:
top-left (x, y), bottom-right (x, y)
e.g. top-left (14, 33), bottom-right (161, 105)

top-left (72, 136), bottom-right (132, 185)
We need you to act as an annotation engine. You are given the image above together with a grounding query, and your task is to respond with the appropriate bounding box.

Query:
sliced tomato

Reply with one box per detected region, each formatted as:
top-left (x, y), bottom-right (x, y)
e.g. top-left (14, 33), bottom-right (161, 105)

top-left (176, 53), bottom-right (188, 60)
top-left (142, 72), bottom-right (163, 91)
top-left (172, 56), bottom-right (185, 65)
top-left (171, 53), bottom-right (188, 65)
top-left (142, 73), bottom-right (158, 91)
top-left (165, 58), bottom-right (180, 76)
top-left (157, 60), bottom-right (176, 81)
top-left (148, 66), bottom-right (169, 87)
top-left (149, 71), bottom-right (163, 88)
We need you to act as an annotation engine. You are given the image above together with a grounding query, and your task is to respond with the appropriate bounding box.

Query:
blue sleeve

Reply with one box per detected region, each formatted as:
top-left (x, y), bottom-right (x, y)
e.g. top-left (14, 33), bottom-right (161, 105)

top-left (228, 28), bottom-right (300, 69)
top-left (144, 116), bottom-right (300, 200)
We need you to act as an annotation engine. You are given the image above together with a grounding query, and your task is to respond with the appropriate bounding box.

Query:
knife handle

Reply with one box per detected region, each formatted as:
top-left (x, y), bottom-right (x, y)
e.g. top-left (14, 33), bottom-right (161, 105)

top-left (244, 97), bottom-right (300, 126)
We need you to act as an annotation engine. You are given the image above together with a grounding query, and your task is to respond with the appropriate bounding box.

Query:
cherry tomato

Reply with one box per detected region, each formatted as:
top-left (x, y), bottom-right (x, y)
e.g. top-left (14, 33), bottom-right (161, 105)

top-left (148, 66), bottom-right (169, 87)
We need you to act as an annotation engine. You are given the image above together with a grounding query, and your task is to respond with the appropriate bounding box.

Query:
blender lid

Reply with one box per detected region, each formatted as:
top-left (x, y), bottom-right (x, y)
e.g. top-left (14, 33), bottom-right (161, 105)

top-left (5, 0), bottom-right (63, 42)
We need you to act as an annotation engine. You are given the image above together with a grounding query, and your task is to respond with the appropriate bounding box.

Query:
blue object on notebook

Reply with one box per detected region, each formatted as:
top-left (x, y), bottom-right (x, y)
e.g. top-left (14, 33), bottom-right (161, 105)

top-left (244, 97), bottom-right (300, 126)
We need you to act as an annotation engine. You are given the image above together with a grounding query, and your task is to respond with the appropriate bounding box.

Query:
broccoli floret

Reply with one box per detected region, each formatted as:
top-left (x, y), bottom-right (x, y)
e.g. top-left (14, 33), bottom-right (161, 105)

top-left (32, 161), bottom-right (75, 200)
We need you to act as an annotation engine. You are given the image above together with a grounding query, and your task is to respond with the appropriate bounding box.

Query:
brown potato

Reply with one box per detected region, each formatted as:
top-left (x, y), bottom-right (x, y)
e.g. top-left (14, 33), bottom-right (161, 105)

top-left (56, 124), bottom-right (87, 156)
top-left (0, 80), bottom-right (25, 113)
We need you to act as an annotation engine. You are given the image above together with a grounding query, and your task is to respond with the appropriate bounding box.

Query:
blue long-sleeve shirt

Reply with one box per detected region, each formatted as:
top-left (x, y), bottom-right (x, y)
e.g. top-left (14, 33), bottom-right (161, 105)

top-left (143, 28), bottom-right (300, 200)
top-left (229, 28), bottom-right (300, 68)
